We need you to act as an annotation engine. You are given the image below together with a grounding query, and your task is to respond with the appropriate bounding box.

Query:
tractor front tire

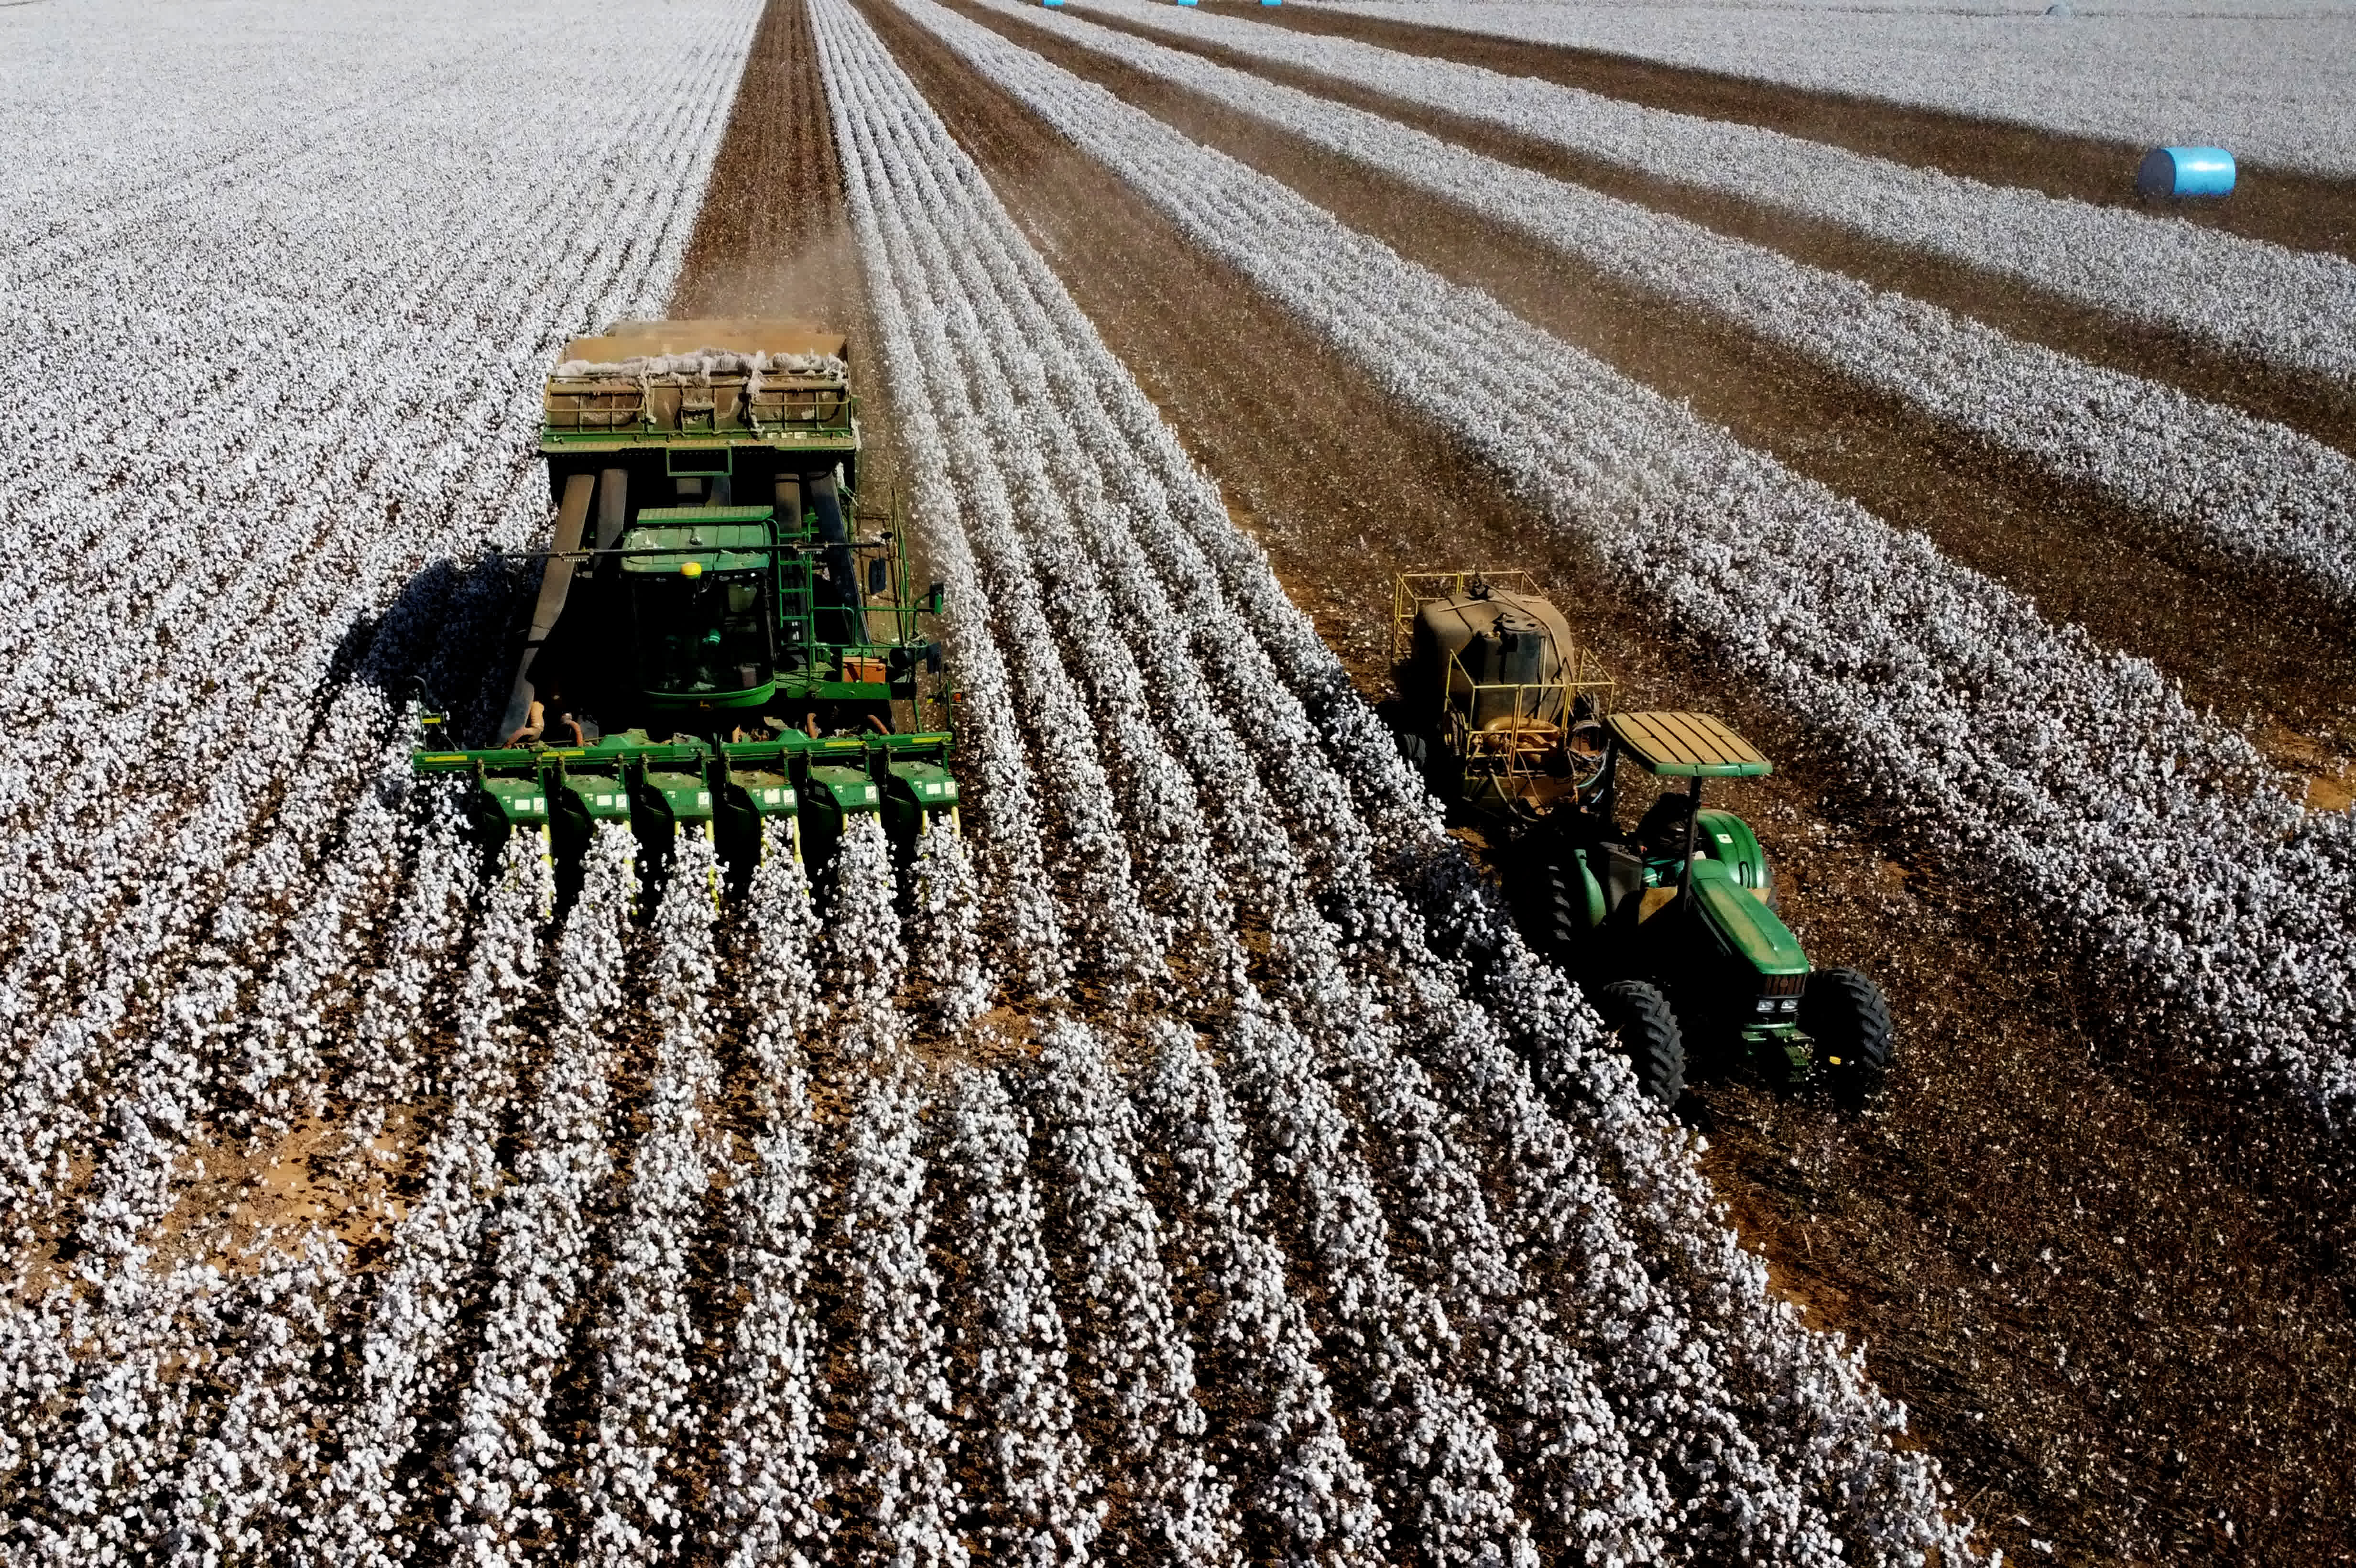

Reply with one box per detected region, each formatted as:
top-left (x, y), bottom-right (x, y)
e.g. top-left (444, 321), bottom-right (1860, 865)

top-left (1803, 968), bottom-right (1894, 1105)
top-left (1592, 979), bottom-right (1687, 1111)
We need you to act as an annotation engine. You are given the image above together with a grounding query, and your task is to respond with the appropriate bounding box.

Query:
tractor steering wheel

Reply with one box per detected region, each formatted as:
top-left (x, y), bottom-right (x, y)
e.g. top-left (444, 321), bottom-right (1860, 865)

top-left (1565, 721), bottom-right (1613, 793)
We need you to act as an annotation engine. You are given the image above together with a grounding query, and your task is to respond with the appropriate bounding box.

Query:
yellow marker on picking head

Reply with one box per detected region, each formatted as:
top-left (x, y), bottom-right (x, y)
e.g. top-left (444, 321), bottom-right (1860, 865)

top-left (680, 559), bottom-right (703, 578)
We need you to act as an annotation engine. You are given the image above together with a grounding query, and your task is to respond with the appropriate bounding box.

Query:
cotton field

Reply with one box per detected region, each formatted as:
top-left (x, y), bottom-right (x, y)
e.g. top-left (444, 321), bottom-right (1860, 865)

top-left (3, 0), bottom-right (2352, 1565)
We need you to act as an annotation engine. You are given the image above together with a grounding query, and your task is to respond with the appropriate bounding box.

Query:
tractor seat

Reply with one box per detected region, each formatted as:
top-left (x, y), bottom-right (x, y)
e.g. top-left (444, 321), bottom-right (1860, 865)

top-left (1634, 791), bottom-right (1694, 859)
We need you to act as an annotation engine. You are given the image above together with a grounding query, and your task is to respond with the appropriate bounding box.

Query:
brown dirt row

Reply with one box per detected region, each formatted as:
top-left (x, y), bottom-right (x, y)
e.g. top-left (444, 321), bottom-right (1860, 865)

top-left (956, 1), bottom-right (2356, 799)
top-left (670, 0), bottom-right (867, 327)
top-left (669, 0), bottom-right (905, 507)
top-left (861, 2), bottom-right (2356, 1563)
top-left (1207, 0), bottom-right (2356, 264)
top-left (1080, 4), bottom-right (2356, 462)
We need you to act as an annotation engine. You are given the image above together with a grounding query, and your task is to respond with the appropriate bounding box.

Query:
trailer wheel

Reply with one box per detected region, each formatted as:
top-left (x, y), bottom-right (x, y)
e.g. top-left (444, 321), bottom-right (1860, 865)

top-left (1591, 979), bottom-right (1687, 1111)
top-left (1396, 728), bottom-right (1439, 795)
top-left (1804, 968), bottom-right (1893, 1105)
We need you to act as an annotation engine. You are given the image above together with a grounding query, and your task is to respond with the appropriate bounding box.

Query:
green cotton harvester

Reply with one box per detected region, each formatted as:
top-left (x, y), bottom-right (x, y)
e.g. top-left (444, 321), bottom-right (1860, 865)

top-left (413, 319), bottom-right (957, 888)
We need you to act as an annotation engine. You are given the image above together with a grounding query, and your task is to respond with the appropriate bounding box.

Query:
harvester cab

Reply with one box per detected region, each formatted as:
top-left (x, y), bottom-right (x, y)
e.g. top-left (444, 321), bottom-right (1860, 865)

top-left (412, 318), bottom-right (958, 896)
top-left (1538, 711), bottom-right (1894, 1109)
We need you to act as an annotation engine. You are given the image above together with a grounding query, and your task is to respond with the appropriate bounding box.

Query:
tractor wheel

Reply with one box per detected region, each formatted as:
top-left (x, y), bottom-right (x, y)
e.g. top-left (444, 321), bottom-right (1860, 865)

top-left (1591, 980), bottom-right (1687, 1111)
top-left (1538, 855), bottom-right (1588, 960)
top-left (1803, 968), bottom-right (1894, 1105)
top-left (1396, 727), bottom-right (1430, 779)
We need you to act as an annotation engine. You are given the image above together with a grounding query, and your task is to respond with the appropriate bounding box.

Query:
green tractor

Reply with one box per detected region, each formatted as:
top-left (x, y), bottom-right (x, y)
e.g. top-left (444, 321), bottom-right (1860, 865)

top-left (1388, 572), bottom-right (1893, 1108)
top-left (413, 319), bottom-right (959, 893)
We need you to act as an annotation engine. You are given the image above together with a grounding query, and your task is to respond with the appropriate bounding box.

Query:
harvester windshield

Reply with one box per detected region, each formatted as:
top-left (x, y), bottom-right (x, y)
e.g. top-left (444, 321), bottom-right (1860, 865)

top-left (621, 512), bottom-right (776, 703)
top-left (631, 572), bottom-right (774, 697)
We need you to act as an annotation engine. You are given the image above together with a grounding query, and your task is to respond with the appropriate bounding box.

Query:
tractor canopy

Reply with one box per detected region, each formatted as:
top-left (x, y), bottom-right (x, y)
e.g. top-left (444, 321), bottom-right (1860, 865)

top-left (1607, 711), bottom-right (1772, 778)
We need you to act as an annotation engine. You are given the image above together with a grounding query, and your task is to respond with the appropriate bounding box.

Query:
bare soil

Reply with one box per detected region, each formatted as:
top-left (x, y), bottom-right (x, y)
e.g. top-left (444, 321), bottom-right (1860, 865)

top-left (1209, 0), bottom-right (2356, 265)
top-left (862, 3), bottom-right (2356, 1561)
top-left (1080, 5), bottom-right (2356, 461)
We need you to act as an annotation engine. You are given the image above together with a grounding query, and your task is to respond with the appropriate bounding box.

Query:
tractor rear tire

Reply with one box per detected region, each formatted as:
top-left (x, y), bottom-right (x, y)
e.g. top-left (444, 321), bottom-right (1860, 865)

top-left (1396, 728), bottom-right (1430, 779)
top-left (1591, 979), bottom-right (1687, 1111)
top-left (1803, 968), bottom-right (1894, 1105)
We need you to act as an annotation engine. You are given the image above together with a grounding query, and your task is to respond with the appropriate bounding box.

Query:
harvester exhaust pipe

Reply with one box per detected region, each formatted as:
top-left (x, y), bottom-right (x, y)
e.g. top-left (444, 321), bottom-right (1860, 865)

top-left (595, 467), bottom-right (628, 551)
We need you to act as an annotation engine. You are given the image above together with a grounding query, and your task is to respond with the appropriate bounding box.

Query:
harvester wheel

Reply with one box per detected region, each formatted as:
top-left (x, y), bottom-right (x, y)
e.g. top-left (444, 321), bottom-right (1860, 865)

top-left (1803, 967), bottom-right (1893, 1105)
top-left (1591, 979), bottom-right (1686, 1111)
top-left (1396, 727), bottom-right (1430, 779)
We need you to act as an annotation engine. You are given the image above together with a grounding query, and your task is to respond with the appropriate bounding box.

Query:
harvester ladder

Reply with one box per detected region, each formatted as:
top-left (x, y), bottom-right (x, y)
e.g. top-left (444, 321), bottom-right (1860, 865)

top-left (774, 479), bottom-right (822, 660)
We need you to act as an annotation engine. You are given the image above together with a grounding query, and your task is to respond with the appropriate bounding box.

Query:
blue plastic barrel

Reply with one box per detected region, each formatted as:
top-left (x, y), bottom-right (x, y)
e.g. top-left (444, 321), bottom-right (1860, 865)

top-left (2138, 145), bottom-right (2236, 198)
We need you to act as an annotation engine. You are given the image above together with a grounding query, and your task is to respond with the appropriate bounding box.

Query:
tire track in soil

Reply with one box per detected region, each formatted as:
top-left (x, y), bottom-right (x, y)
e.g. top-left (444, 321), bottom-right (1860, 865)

top-left (1200, 0), bottom-right (2356, 264)
top-left (1077, 3), bottom-right (2356, 461)
top-left (862, 3), bottom-right (2356, 1564)
top-left (958, 2), bottom-right (2356, 791)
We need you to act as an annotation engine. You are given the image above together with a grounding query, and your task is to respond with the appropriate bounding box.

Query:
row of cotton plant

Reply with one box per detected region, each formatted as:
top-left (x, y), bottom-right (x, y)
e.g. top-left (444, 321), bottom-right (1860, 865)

top-left (340, 805), bottom-right (479, 1139)
top-left (1002, 0), bottom-right (2356, 614)
top-left (888, 0), bottom-right (2356, 1124)
top-left (153, 1232), bottom-right (352, 1568)
top-left (575, 835), bottom-right (729, 1566)
top-left (837, 1064), bottom-right (967, 1568)
top-left (1080, 0), bottom-right (2356, 388)
top-left (1130, 1026), bottom-right (1384, 1568)
top-left (710, 821), bottom-right (830, 1568)
top-left (304, 842), bottom-right (550, 1568)
top-left (941, 1066), bottom-right (1105, 1567)
top-left (0, 0), bottom-right (760, 1247)
top-left (1020, 1026), bottom-right (1235, 1562)
top-left (441, 826), bottom-right (635, 1564)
